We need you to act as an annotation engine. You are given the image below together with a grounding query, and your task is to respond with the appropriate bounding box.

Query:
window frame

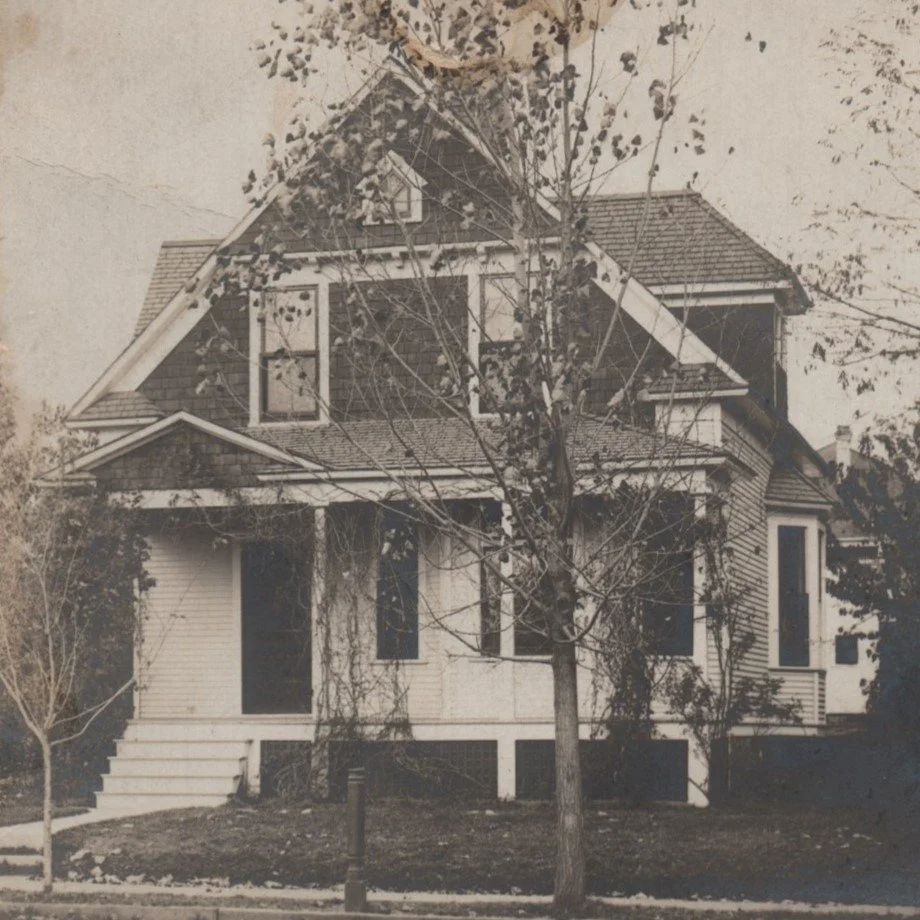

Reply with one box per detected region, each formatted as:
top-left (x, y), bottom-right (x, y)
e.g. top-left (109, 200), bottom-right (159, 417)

top-left (360, 151), bottom-right (426, 226)
top-left (640, 495), bottom-right (696, 658)
top-left (259, 286), bottom-right (321, 422)
top-left (251, 280), bottom-right (330, 427)
top-left (768, 513), bottom-right (825, 669)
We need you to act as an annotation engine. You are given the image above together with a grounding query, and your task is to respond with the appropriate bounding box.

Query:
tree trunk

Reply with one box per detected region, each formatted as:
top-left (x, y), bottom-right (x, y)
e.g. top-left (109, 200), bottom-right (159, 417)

top-left (40, 735), bottom-right (53, 893)
top-left (552, 639), bottom-right (585, 909)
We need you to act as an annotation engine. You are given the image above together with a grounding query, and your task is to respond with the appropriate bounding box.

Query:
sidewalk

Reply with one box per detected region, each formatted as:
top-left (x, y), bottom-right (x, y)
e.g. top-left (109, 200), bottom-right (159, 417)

top-left (0, 877), bottom-right (918, 918)
top-left (0, 809), bottom-right (128, 851)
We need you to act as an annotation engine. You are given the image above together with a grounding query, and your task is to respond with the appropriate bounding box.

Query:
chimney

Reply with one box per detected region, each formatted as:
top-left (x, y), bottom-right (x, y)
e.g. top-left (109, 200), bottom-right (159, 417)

top-left (835, 425), bottom-right (852, 475)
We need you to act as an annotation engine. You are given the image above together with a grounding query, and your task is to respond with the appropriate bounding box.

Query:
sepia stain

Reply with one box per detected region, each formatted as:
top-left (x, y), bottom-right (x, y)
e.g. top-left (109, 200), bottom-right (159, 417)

top-left (377, 0), bottom-right (627, 74)
top-left (0, 10), bottom-right (41, 103)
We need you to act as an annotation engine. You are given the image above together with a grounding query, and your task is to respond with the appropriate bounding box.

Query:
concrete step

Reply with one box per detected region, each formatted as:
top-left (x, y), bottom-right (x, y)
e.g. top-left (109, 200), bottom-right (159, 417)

top-left (107, 756), bottom-right (246, 778)
top-left (0, 852), bottom-right (41, 877)
top-left (102, 774), bottom-right (239, 796)
top-left (94, 792), bottom-right (233, 815)
top-left (115, 739), bottom-right (249, 760)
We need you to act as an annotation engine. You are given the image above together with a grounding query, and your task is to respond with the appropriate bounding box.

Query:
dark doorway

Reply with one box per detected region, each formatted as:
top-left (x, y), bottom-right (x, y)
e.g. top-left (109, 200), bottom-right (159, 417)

top-left (241, 541), bottom-right (312, 714)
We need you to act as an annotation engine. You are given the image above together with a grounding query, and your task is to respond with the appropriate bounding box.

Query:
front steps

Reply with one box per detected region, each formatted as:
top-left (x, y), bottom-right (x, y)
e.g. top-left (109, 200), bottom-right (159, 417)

top-left (95, 726), bottom-right (250, 815)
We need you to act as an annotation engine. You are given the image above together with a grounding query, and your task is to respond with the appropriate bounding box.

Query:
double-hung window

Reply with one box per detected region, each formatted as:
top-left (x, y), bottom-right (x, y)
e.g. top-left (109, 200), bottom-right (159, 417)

top-left (478, 275), bottom-right (519, 411)
top-left (261, 287), bottom-right (320, 420)
top-left (642, 497), bottom-right (695, 657)
top-left (777, 525), bottom-right (810, 666)
top-left (376, 506), bottom-right (420, 661)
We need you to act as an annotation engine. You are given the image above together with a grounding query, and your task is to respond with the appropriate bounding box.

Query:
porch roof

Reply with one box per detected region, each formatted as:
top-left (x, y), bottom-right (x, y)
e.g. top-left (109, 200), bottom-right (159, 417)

top-left (243, 416), bottom-right (723, 474)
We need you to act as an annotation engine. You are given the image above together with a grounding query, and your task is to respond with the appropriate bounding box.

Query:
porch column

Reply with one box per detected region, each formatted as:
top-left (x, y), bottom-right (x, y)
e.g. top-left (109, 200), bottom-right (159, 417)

top-left (311, 506), bottom-right (330, 798)
top-left (496, 503), bottom-right (517, 800)
top-left (687, 735), bottom-right (709, 807)
top-left (498, 501), bottom-right (514, 658)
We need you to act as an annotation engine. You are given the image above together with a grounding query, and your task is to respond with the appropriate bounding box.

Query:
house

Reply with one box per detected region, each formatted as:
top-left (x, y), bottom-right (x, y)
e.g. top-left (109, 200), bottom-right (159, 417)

top-left (818, 426), bottom-right (878, 725)
top-left (63, 69), bottom-right (834, 814)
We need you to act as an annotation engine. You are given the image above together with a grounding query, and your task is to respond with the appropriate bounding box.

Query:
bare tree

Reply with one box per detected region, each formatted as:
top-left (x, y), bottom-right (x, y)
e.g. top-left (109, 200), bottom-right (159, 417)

top-left (804, 1), bottom-right (920, 394)
top-left (0, 403), bottom-right (150, 891)
top-left (186, 1), bottom-right (751, 908)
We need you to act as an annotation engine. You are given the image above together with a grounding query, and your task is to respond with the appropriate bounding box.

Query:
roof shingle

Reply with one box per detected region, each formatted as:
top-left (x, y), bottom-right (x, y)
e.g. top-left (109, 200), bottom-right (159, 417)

top-left (134, 240), bottom-right (219, 337)
top-left (72, 391), bottom-right (164, 422)
top-left (584, 190), bottom-right (793, 287)
top-left (765, 464), bottom-right (834, 508)
top-left (242, 416), bottom-right (721, 473)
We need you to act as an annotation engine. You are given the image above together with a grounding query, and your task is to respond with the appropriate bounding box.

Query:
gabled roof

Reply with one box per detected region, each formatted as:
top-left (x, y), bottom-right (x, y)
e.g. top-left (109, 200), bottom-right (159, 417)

top-left (584, 191), bottom-right (794, 290)
top-left (135, 240), bottom-right (219, 338)
top-left (72, 67), bottom-right (809, 424)
top-left (72, 391), bottom-right (163, 423)
top-left (765, 464), bottom-right (835, 509)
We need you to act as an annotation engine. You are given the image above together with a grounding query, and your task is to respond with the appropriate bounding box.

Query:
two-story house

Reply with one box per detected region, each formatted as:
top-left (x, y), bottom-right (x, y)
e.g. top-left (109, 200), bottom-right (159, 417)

top-left (63, 69), bottom-right (832, 814)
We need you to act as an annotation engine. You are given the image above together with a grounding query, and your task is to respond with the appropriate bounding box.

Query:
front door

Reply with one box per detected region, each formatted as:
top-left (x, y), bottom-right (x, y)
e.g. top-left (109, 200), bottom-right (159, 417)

top-left (241, 541), bottom-right (312, 714)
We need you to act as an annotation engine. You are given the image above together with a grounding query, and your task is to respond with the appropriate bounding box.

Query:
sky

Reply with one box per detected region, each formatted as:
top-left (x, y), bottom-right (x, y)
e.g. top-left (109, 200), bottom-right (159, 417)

top-left (0, 0), bottom-right (900, 450)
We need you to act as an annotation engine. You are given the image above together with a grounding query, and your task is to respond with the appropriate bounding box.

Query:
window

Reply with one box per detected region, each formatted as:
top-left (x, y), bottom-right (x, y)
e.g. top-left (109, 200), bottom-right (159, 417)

top-left (835, 634), bottom-right (859, 665)
top-left (261, 288), bottom-right (319, 420)
top-left (361, 152), bottom-right (425, 225)
top-left (380, 170), bottom-right (413, 220)
top-left (376, 507), bottom-right (419, 660)
top-left (778, 525), bottom-right (809, 667)
top-left (642, 497), bottom-right (695, 657)
top-left (513, 584), bottom-right (554, 656)
top-left (478, 275), bottom-right (519, 411)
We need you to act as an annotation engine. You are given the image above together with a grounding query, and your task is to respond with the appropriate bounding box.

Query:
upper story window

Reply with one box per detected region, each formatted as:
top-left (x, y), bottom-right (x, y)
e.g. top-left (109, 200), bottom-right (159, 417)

top-left (478, 274), bottom-right (519, 411)
top-left (261, 288), bottom-right (320, 421)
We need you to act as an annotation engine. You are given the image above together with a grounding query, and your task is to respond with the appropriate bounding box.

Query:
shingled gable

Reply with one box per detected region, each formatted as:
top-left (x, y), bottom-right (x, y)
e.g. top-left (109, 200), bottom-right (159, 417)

top-left (69, 411), bottom-right (320, 479)
top-left (69, 66), bottom-right (757, 428)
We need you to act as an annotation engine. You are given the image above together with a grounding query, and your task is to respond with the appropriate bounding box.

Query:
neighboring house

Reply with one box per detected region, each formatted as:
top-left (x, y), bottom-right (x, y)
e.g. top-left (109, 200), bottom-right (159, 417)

top-left (818, 426), bottom-right (878, 724)
top-left (64, 70), bottom-right (833, 814)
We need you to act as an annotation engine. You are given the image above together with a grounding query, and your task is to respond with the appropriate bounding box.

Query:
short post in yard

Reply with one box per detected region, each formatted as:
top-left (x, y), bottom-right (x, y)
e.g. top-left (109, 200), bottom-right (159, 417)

top-left (344, 767), bottom-right (367, 912)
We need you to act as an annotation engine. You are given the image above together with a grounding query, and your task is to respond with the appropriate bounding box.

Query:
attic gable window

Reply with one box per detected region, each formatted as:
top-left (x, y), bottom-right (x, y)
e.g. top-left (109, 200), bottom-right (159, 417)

top-left (361, 151), bottom-right (425, 226)
top-left (261, 287), bottom-right (319, 420)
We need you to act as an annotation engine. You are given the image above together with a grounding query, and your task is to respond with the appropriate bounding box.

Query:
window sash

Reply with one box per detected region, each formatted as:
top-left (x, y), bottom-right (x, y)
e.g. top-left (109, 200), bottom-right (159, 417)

top-left (778, 525), bottom-right (810, 667)
top-left (261, 354), bottom-right (319, 419)
top-left (835, 634), bottom-right (859, 665)
top-left (376, 509), bottom-right (420, 661)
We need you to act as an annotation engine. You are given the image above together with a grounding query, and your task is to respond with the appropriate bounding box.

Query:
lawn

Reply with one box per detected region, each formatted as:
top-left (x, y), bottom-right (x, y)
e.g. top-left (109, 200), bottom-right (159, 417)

top-left (53, 799), bottom-right (920, 906)
top-left (0, 773), bottom-right (89, 828)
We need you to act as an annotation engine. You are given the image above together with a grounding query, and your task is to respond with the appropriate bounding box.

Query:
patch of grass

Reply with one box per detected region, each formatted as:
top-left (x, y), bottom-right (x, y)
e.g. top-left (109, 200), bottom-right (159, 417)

top-left (0, 773), bottom-right (89, 828)
top-left (52, 799), bottom-right (920, 906)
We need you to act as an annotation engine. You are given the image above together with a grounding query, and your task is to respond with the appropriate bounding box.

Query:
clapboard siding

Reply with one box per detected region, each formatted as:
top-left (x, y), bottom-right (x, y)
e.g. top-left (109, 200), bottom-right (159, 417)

top-left (772, 669), bottom-right (824, 725)
top-left (139, 531), bottom-right (239, 719)
top-left (718, 412), bottom-right (772, 685)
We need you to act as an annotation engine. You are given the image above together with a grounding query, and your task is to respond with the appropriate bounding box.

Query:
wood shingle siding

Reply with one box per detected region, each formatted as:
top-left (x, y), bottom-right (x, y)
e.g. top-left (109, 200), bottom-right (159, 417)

top-left (93, 422), bottom-right (269, 491)
top-left (329, 276), bottom-right (468, 421)
top-left (137, 295), bottom-right (250, 428)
